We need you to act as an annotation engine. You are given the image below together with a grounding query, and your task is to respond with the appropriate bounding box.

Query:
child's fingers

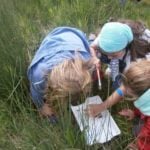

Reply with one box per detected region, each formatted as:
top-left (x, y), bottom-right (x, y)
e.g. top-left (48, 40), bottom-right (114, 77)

top-left (92, 56), bottom-right (101, 68)
top-left (118, 109), bottom-right (130, 116)
top-left (118, 109), bottom-right (134, 120)
top-left (127, 143), bottom-right (138, 150)
top-left (84, 105), bottom-right (99, 117)
top-left (84, 106), bottom-right (93, 117)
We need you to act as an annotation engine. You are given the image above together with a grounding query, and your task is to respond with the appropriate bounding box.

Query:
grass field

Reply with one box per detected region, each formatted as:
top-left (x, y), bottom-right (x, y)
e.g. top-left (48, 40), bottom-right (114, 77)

top-left (0, 0), bottom-right (150, 149)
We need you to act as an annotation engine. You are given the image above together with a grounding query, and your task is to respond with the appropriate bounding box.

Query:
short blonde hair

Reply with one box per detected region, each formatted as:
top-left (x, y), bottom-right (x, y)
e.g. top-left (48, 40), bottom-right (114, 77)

top-left (123, 59), bottom-right (150, 97)
top-left (45, 56), bottom-right (94, 101)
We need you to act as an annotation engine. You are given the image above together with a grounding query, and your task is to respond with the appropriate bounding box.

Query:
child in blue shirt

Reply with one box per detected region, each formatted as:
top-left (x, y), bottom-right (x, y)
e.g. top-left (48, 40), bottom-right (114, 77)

top-left (27, 27), bottom-right (98, 120)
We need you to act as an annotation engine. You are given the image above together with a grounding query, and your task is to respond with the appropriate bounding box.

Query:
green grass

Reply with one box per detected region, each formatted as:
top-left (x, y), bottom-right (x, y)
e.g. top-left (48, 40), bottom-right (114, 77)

top-left (0, 0), bottom-right (150, 149)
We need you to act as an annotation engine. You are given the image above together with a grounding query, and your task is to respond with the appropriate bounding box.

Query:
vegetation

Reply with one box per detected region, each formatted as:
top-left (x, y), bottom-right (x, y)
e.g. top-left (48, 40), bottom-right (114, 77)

top-left (0, 0), bottom-right (150, 149)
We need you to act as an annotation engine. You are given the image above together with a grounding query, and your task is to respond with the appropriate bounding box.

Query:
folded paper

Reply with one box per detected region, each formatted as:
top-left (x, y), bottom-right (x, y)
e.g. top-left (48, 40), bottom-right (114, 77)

top-left (71, 96), bottom-right (121, 145)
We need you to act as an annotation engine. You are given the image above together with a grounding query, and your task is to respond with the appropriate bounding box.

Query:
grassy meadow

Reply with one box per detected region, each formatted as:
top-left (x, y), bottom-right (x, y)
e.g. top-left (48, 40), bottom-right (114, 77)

top-left (0, 0), bottom-right (150, 149)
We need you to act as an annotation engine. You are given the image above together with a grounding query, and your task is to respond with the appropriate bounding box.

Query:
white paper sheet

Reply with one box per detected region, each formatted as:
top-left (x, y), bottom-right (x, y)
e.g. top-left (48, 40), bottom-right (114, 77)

top-left (71, 96), bottom-right (121, 145)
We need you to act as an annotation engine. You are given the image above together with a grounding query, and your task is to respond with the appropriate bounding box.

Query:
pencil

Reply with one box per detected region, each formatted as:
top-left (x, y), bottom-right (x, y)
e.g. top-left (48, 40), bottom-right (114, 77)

top-left (96, 67), bottom-right (102, 90)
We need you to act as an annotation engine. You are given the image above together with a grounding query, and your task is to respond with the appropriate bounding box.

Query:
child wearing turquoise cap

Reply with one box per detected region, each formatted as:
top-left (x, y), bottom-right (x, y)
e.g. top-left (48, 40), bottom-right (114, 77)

top-left (86, 20), bottom-right (150, 118)
top-left (90, 19), bottom-right (150, 89)
top-left (86, 20), bottom-right (150, 117)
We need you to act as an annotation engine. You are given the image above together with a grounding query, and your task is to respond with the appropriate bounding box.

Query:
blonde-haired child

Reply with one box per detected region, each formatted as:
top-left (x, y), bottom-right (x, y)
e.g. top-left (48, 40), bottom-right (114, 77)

top-left (86, 60), bottom-right (150, 149)
top-left (119, 60), bottom-right (150, 150)
top-left (27, 27), bottom-right (97, 123)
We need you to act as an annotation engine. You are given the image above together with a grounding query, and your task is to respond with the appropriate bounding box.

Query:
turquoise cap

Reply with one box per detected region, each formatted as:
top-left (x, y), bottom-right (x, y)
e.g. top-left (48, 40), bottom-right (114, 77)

top-left (99, 22), bottom-right (133, 53)
top-left (134, 89), bottom-right (150, 116)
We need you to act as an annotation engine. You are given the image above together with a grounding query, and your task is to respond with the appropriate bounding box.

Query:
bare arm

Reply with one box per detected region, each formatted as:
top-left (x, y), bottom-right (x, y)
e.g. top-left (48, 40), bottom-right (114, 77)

top-left (89, 34), bottom-right (100, 57)
top-left (90, 44), bottom-right (101, 70)
top-left (104, 85), bottom-right (126, 109)
top-left (86, 85), bottom-right (126, 117)
top-left (90, 45), bottom-right (98, 57)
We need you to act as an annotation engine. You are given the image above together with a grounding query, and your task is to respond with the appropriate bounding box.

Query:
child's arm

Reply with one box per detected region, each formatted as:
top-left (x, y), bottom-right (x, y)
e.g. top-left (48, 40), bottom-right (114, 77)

top-left (86, 85), bottom-right (126, 117)
top-left (90, 35), bottom-right (101, 55)
top-left (90, 45), bottom-right (97, 58)
top-left (89, 36), bottom-right (101, 68)
top-left (89, 45), bottom-right (100, 68)
top-left (29, 65), bottom-right (54, 117)
top-left (31, 83), bottom-right (54, 117)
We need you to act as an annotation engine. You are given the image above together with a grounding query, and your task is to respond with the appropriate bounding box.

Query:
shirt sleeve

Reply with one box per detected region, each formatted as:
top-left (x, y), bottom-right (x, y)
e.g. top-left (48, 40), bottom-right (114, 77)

top-left (30, 79), bottom-right (46, 109)
top-left (28, 61), bottom-right (48, 109)
top-left (137, 117), bottom-right (150, 150)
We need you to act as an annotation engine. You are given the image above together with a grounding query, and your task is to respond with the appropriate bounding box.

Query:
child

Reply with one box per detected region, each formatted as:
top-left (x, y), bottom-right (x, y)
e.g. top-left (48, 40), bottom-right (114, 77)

top-left (119, 60), bottom-right (150, 150)
top-left (27, 27), bottom-right (98, 121)
top-left (90, 19), bottom-right (150, 89)
top-left (86, 58), bottom-right (150, 117)
top-left (86, 60), bottom-right (150, 149)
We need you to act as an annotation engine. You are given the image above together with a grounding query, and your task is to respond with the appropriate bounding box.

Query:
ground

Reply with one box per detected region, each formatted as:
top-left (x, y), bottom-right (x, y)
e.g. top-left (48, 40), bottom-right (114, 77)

top-left (0, 0), bottom-right (150, 149)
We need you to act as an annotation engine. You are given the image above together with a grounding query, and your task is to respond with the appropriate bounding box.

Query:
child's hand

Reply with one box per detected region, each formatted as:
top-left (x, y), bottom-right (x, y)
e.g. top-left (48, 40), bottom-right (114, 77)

top-left (92, 56), bottom-right (100, 69)
top-left (119, 108), bottom-right (135, 120)
top-left (127, 142), bottom-right (138, 150)
top-left (90, 46), bottom-right (101, 69)
top-left (39, 103), bottom-right (54, 117)
top-left (84, 104), bottom-right (102, 117)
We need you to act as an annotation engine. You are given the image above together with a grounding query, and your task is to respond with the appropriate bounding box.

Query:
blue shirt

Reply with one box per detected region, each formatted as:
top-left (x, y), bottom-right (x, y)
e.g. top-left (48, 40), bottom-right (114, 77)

top-left (27, 27), bottom-right (91, 108)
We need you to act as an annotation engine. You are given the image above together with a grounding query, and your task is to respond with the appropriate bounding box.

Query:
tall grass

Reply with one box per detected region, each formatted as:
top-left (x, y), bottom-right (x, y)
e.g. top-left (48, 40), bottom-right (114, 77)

top-left (0, 0), bottom-right (150, 149)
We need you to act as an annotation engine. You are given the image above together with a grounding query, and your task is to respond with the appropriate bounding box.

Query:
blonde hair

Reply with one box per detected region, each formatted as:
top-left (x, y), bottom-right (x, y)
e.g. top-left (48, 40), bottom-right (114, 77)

top-left (123, 59), bottom-right (150, 97)
top-left (45, 56), bottom-right (94, 101)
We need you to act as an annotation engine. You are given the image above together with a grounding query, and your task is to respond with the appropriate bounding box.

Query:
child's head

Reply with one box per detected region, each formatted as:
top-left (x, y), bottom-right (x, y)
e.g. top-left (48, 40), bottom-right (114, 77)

top-left (123, 59), bottom-right (150, 116)
top-left (108, 19), bottom-right (150, 60)
top-left (98, 22), bottom-right (133, 58)
top-left (98, 20), bottom-right (149, 60)
top-left (123, 59), bottom-right (150, 98)
top-left (45, 56), bottom-right (94, 101)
